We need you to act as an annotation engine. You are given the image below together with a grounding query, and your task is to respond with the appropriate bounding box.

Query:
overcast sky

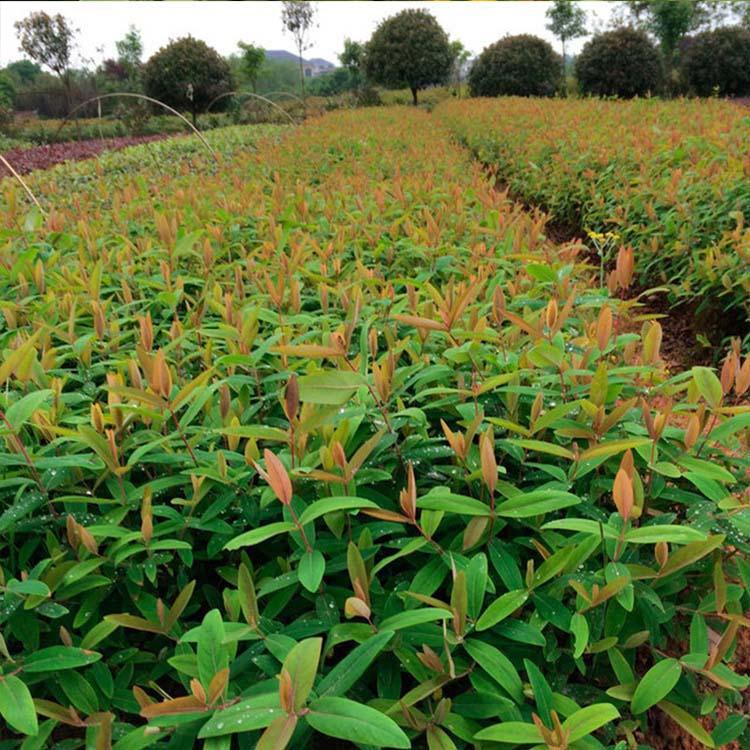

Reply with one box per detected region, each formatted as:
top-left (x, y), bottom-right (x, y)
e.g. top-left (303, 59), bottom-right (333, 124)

top-left (0, 1), bottom-right (618, 68)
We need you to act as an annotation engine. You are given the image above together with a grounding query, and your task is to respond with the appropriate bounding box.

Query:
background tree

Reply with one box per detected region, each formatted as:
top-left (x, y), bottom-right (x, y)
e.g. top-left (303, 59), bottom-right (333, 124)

top-left (14, 11), bottom-right (77, 111)
top-left (339, 38), bottom-right (365, 88)
top-left (0, 73), bottom-right (15, 109)
top-left (576, 27), bottom-right (662, 97)
top-left (237, 43), bottom-right (265, 93)
top-left (546, 0), bottom-right (587, 94)
top-left (281, 1), bottom-right (316, 103)
top-left (116, 26), bottom-right (143, 72)
top-left (449, 40), bottom-right (471, 97)
top-left (625, 0), bottom-right (729, 88)
top-left (114, 26), bottom-right (143, 89)
top-left (681, 25), bottom-right (750, 96)
top-left (364, 9), bottom-right (453, 105)
top-left (468, 34), bottom-right (561, 97)
top-left (4, 60), bottom-right (42, 87)
top-left (142, 36), bottom-right (233, 125)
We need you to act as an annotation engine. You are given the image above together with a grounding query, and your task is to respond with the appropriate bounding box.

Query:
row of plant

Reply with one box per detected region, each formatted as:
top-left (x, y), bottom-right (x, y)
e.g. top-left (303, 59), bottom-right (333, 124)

top-left (0, 107), bottom-right (748, 749)
top-left (436, 96), bottom-right (750, 330)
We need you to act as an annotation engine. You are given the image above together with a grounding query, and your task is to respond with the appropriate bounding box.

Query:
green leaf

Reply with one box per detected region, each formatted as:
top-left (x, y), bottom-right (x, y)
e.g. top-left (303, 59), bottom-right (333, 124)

top-left (378, 607), bottom-right (452, 632)
top-left (625, 526), bottom-right (707, 544)
top-left (712, 714), bottom-right (747, 746)
top-left (496, 489), bottom-right (580, 518)
top-left (0, 675), bottom-right (37, 735)
top-left (658, 700), bottom-right (715, 748)
top-left (197, 610), bottom-right (228, 691)
top-left (6, 579), bottom-right (50, 598)
top-left (317, 631), bottom-right (395, 698)
top-left (306, 697), bottom-right (410, 748)
top-left (631, 659), bottom-right (681, 714)
top-left (466, 553), bottom-right (488, 620)
top-left (256, 714), bottom-right (297, 750)
top-left (298, 371), bottom-right (363, 405)
top-left (4, 390), bottom-right (53, 431)
top-left (426, 725), bottom-right (457, 750)
top-left (563, 702), bottom-right (620, 742)
top-left (23, 646), bottom-right (101, 673)
top-left (473, 722), bottom-right (542, 743)
top-left (709, 412), bottom-right (750, 442)
top-left (224, 521), bottom-right (296, 550)
top-left (297, 497), bottom-right (378, 526)
top-left (542, 519), bottom-right (618, 539)
top-left (505, 439), bottom-right (574, 459)
top-left (417, 489), bottom-right (490, 516)
top-left (476, 590), bottom-right (528, 631)
top-left (524, 659), bottom-right (553, 726)
top-left (58, 671), bottom-right (99, 715)
top-left (298, 550), bottom-right (325, 593)
top-left (658, 535), bottom-right (725, 578)
top-left (692, 367), bottom-right (723, 409)
top-left (198, 694), bottom-right (282, 738)
top-left (283, 637), bottom-right (322, 711)
top-left (570, 613), bottom-right (589, 659)
top-left (464, 638), bottom-right (523, 703)
top-left (578, 438), bottom-right (651, 463)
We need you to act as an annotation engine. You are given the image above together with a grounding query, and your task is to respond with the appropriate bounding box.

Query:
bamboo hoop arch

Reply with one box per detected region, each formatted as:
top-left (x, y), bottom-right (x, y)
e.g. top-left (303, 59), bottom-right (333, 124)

top-left (0, 154), bottom-right (46, 215)
top-left (205, 91), bottom-right (297, 124)
top-left (54, 93), bottom-right (218, 161)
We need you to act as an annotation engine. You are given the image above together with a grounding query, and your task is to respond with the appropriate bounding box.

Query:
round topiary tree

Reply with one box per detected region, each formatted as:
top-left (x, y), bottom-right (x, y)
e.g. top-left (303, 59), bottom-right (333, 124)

top-left (468, 34), bottom-right (562, 97)
top-left (575, 28), bottom-right (662, 98)
top-left (681, 26), bottom-right (750, 97)
top-left (143, 36), bottom-right (233, 124)
top-left (364, 9), bottom-right (453, 106)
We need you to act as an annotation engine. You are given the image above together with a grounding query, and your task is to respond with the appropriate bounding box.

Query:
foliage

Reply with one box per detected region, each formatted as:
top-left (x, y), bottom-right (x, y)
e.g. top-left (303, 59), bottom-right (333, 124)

top-left (449, 40), bottom-right (471, 96)
top-left (307, 68), bottom-right (357, 97)
top-left (281, 1), bottom-right (316, 101)
top-left (546, 0), bottom-right (588, 93)
top-left (4, 113), bottom-right (236, 148)
top-left (625, 0), bottom-right (729, 68)
top-left (113, 25), bottom-right (143, 88)
top-left (468, 35), bottom-right (562, 98)
top-left (0, 107), bottom-right (748, 749)
top-left (0, 73), bottom-right (15, 109)
top-left (436, 96), bottom-right (750, 322)
top-left (340, 38), bottom-right (365, 80)
top-left (13, 12), bottom-right (76, 81)
top-left (681, 25), bottom-right (750, 96)
top-left (3, 60), bottom-right (43, 87)
top-left (237, 43), bottom-right (265, 93)
top-left (142, 36), bottom-right (233, 124)
top-left (364, 9), bottom-right (453, 105)
top-left (575, 27), bottom-right (663, 98)
top-left (115, 26), bottom-right (143, 71)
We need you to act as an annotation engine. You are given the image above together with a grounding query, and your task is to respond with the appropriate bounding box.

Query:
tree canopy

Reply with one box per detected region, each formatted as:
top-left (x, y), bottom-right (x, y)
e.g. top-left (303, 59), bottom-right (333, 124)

top-left (142, 36), bottom-right (233, 124)
top-left (364, 9), bottom-right (453, 105)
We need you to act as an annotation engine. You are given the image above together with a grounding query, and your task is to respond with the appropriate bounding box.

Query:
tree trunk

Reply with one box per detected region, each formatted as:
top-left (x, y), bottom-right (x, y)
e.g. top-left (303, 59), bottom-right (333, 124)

top-left (298, 43), bottom-right (306, 104)
top-left (411, 87), bottom-right (418, 106)
top-left (192, 103), bottom-right (196, 127)
top-left (561, 39), bottom-right (567, 97)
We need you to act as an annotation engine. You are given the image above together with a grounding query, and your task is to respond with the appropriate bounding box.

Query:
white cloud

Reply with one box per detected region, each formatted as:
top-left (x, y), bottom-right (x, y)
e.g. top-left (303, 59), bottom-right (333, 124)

top-left (0, 1), bottom-right (616, 68)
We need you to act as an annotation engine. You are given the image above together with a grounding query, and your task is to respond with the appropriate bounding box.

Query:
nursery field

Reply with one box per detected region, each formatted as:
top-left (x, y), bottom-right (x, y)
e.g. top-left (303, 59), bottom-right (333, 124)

top-left (437, 97), bottom-right (750, 331)
top-left (0, 108), bottom-right (749, 750)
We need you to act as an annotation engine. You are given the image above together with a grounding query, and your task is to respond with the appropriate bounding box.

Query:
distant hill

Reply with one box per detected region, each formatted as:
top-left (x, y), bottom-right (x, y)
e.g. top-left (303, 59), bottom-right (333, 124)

top-left (264, 50), bottom-right (336, 76)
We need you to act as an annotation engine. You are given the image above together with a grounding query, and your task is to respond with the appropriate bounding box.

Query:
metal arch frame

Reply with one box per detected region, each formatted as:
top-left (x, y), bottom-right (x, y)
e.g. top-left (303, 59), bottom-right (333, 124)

top-left (54, 93), bottom-right (218, 161)
top-left (205, 91), bottom-right (298, 124)
top-left (0, 155), bottom-right (46, 215)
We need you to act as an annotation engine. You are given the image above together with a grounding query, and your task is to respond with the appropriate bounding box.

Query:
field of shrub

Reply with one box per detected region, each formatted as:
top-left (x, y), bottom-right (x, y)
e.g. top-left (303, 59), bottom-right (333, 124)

top-left (0, 108), bottom-right (748, 749)
top-left (436, 97), bottom-right (750, 330)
